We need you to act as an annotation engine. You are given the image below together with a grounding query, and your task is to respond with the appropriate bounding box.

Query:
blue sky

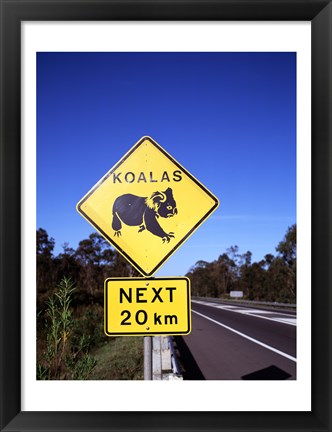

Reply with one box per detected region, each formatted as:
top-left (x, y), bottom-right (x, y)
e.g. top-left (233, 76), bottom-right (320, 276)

top-left (37, 52), bottom-right (296, 276)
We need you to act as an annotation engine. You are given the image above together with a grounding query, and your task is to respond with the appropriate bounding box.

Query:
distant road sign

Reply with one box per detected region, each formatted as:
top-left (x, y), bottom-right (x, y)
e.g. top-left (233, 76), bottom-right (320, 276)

top-left (230, 291), bottom-right (244, 298)
top-left (77, 136), bottom-right (219, 276)
top-left (104, 277), bottom-right (191, 336)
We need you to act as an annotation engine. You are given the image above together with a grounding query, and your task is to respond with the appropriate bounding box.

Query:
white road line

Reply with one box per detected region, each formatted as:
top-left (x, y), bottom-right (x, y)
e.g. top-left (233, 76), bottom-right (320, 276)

top-left (236, 309), bottom-right (274, 314)
top-left (274, 318), bottom-right (297, 325)
top-left (242, 310), bottom-right (275, 314)
top-left (192, 309), bottom-right (297, 363)
top-left (214, 306), bottom-right (243, 310)
top-left (192, 300), bottom-right (296, 325)
top-left (241, 312), bottom-right (297, 327)
top-left (195, 301), bottom-right (213, 306)
top-left (215, 305), bottom-right (239, 309)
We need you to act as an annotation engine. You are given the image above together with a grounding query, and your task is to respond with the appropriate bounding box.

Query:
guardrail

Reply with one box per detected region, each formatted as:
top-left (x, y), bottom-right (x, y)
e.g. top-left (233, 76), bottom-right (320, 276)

top-left (168, 336), bottom-right (182, 377)
top-left (152, 336), bottom-right (183, 380)
top-left (193, 296), bottom-right (296, 309)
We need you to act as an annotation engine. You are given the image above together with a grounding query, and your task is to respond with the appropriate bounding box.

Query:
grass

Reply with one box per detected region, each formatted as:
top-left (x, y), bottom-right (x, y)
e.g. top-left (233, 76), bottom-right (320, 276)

top-left (89, 337), bottom-right (144, 380)
top-left (37, 277), bottom-right (97, 380)
top-left (37, 278), bottom-right (144, 380)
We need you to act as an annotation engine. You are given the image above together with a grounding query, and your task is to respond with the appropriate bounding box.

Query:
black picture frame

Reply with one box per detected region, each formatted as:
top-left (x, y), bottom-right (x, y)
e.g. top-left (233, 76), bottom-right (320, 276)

top-left (0, 1), bottom-right (331, 431)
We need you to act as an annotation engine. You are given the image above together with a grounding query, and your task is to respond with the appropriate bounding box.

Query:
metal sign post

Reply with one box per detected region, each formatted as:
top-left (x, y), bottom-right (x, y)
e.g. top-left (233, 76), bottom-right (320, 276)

top-left (143, 336), bottom-right (152, 380)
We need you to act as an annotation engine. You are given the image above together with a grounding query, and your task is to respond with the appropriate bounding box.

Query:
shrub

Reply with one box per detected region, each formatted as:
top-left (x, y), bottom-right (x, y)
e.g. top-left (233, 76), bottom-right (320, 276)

top-left (37, 276), bottom-right (97, 380)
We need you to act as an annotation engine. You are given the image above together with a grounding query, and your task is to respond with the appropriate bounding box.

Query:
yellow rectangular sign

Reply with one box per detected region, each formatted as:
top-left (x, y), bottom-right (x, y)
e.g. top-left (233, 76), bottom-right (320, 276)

top-left (104, 277), bottom-right (191, 336)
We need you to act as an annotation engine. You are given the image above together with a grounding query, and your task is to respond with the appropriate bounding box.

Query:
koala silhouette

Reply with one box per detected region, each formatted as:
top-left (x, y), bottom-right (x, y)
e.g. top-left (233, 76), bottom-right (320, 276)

top-left (112, 187), bottom-right (177, 243)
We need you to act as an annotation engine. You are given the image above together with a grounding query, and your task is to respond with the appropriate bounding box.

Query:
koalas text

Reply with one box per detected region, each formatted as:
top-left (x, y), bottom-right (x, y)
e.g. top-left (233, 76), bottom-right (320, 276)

top-left (112, 170), bottom-right (182, 184)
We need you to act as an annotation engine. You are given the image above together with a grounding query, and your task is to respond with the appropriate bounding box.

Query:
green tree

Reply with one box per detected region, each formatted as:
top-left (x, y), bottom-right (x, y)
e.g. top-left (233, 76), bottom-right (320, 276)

top-left (111, 251), bottom-right (139, 277)
top-left (37, 228), bottom-right (56, 293)
top-left (215, 253), bottom-right (237, 294)
top-left (187, 260), bottom-right (210, 296)
top-left (75, 233), bottom-right (116, 301)
top-left (54, 242), bottom-right (81, 287)
top-left (276, 224), bottom-right (296, 268)
top-left (272, 224), bottom-right (296, 301)
top-left (242, 261), bottom-right (266, 300)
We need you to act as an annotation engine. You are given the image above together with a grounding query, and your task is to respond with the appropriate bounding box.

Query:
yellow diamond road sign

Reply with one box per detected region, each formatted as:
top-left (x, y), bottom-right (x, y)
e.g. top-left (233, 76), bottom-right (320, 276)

top-left (104, 277), bottom-right (191, 336)
top-left (77, 136), bottom-right (219, 276)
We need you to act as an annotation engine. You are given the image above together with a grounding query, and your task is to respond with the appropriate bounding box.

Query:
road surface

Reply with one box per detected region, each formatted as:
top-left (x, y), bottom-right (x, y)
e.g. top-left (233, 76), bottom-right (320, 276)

top-left (174, 300), bottom-right (296, 380)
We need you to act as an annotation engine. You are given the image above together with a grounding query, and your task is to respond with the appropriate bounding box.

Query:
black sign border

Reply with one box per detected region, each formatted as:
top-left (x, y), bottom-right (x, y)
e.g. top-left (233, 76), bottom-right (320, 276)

top-left (77, 135), bottom-right (219, 276)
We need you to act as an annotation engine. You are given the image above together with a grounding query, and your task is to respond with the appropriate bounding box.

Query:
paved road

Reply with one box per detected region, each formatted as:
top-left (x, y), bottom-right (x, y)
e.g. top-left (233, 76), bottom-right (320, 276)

top-left (174, 300), bottom-right (296, 380)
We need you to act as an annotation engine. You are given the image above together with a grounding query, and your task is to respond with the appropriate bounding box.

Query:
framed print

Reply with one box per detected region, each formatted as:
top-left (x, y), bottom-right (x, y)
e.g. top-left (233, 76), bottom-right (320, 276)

top-left (1, 0), bottom-right (331, 431)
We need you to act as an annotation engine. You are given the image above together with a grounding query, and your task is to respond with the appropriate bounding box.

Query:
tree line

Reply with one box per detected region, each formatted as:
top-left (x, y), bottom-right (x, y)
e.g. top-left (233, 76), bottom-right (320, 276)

top-left (187, 224), bottom-right (296, 303)
top-left (37, 223), bottom-right (296, 306)
top-left (37, 228), bottom-right (139, 306)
